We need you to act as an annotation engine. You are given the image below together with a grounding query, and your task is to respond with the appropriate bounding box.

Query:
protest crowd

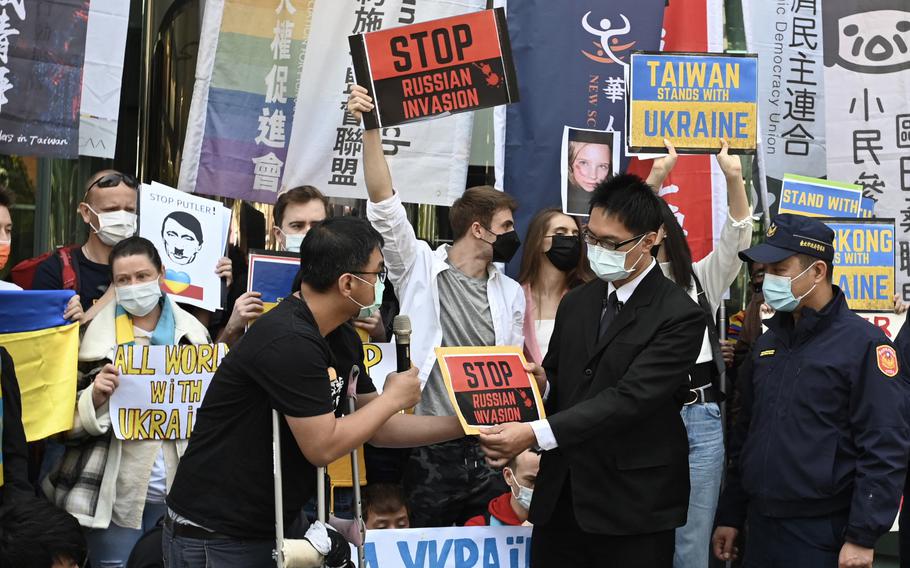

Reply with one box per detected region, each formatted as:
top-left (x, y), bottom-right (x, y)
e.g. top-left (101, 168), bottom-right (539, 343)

top-left (1, 1), bottom-right (910, 568)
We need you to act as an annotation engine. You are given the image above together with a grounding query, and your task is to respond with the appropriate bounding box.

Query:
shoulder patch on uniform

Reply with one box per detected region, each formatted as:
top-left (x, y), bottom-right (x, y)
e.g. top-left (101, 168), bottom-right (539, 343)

top-left (759, 349), bottom-right (775, 357)
top-left (876, 345), bottom-right (899, 378)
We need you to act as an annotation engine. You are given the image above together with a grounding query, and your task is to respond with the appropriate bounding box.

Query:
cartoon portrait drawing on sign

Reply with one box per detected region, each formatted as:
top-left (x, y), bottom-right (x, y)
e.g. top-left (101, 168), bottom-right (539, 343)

top-left (161, 212), bottom-right (204, 266)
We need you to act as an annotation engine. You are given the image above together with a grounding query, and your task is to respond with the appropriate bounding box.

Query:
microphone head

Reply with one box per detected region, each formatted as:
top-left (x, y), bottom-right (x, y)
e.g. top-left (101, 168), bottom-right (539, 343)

top-left (392, 315), bottom-right (411, 342)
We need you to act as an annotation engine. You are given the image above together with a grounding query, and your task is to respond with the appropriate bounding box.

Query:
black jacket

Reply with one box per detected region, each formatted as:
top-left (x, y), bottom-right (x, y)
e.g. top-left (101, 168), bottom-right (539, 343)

top-left (717, 289), bottom-right (910, 549)
top-left (0, 347), bottom-right (31, 505)
top-left (530, 265), bottom-right (704, 534)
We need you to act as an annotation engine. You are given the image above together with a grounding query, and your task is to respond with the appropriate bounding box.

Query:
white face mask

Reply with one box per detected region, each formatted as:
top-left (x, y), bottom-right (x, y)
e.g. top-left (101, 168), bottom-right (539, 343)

top-left (279, 228), bottom-right (307, 254)
top-left (116, 280), bottom-right (162, 317)
top-left (87, 206), bottom-right (137, 246)
top-left (506, 468), bottom-right (534, 510)
top-left (586, 234), bottom-right (647, 282)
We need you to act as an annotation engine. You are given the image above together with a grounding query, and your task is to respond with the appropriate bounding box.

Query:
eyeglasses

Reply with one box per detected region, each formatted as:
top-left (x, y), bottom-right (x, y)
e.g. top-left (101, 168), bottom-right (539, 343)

top-left (582, 228), bottom-right (646, 251)
top-left (351, 265), bottom-right (388, 284)
top-left (86, 172), bottom-right (139, 195)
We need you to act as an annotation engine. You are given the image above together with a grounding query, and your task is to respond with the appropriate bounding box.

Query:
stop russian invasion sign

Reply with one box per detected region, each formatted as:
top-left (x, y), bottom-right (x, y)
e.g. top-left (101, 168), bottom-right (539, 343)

top-left (435, 346), bottom-right (545, 435)
top-left (349, 7), bottom-right (519, 128)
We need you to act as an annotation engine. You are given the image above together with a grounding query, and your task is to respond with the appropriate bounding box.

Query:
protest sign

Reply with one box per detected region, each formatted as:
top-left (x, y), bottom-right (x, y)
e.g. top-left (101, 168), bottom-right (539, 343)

top-left (627, 52), bottom-right (758, 154)
top-left (435, 346), bottom-right (545, 435)
top-left (777, 174), bottom-right (864, 218)
top-left (247, 250), bottom-right (300, 315)
top-left (109, 344), bottom-right (227, 440)
top-left (825, 218), bottom-right (896, 312)
top-left (0, 0), bottom-right (89, 158)
top-left (0, 291), bottom-right (78, 441)
top-left (362, 341), bottom-right (397, 392)
top-left (857, 312), bottom-right (906, 341)
top-left (139, 182), bottom-right (230, 311)
top-left (561, 127), bottom-right (620, 217)
top-left (355, 525), bottom-right (532, 567)
top-left (350, 8), bottom-right (518, 129)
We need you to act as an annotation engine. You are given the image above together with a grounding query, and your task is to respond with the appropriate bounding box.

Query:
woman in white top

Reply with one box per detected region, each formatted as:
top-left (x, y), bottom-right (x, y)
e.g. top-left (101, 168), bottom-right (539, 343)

top-left (646, 140), bottom-right (753, 568)
top-left (518, 208), bottom-right (591, 364)
top-left (44, 236), bottom-right (210, 567)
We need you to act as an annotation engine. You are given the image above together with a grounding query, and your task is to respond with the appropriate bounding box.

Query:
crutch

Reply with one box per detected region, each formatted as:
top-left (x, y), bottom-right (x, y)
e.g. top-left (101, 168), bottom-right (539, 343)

top-left (273, 409), bottom-right (286, 568)
top-left (348, 399), bottom-right (367, 567)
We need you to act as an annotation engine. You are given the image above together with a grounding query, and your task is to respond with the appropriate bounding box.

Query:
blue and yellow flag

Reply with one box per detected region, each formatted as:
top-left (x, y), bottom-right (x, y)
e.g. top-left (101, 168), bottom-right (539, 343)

top-left (0, 291), bottom-right (79, 441)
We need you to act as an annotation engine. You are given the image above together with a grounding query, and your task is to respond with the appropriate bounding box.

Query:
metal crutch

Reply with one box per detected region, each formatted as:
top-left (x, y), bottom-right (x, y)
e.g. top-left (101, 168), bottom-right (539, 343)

top-left (272, 409), bottom-right (286, 568)
top-left (348, 399), bottom-right (367, 567)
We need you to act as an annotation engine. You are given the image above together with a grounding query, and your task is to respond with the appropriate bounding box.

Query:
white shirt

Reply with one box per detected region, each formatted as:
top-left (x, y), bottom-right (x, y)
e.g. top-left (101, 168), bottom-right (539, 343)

top-left (534, 319), bottom-right (556, 361)
top-left (366, 192), bottom-right (525, 386)
top-left (0, 280), bottom-right (21, 290)
top-left (530, 259), bottom-right (657, 450)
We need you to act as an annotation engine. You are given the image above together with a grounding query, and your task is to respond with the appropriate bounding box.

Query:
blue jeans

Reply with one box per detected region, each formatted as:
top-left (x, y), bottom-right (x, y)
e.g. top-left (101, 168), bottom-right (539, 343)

top-left (674, 402), bottom-right (724, 568)
top-left (86, 502), bottom-right (167, 568)
top-left (162, 522), bottom-right (276, 568)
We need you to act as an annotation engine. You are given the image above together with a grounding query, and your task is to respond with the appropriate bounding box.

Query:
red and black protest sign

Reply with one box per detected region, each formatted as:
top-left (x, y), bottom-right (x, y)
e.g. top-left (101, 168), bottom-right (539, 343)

top-left (435, 347), bottom-right (545, 435)
top-left (349, 8), bottom-right (519, 129)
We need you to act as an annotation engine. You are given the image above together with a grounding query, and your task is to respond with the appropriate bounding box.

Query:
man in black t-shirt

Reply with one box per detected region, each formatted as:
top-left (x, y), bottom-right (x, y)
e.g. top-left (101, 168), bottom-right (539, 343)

top-left (166, 217), bottom-right (463, 567)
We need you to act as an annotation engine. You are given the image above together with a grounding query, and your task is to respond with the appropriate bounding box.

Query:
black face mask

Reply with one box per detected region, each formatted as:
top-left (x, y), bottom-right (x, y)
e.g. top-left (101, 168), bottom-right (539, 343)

top-left (545, 235), bottom-right (581, 272)
top-left (490, 229), bottom-right (522, 263)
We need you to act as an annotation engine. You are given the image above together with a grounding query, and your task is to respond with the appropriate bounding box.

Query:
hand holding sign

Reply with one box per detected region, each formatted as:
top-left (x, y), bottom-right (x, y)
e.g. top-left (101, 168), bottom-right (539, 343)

top-left (478, 422), bottom-right (537, 469)
top-left (92, 363), bottom-right (121, 409)
top-left (715, 139), bottom-right (743, 179)
top-left (347, 85), bottom-right (375, 129)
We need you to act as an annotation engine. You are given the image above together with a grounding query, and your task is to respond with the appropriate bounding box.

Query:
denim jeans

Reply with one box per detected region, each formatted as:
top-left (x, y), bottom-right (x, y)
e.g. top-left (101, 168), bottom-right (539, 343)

top-left (86, 502), bottom-right (167, 568)
top-left (162, 522), bottom-right (276, 568)
top-left (674, 402), bottom-right (724, 568)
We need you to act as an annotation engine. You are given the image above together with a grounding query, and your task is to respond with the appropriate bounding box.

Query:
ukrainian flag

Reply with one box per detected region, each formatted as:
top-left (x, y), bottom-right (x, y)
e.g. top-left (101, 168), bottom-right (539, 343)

top-left (0, 291), bottom-right (79, 441)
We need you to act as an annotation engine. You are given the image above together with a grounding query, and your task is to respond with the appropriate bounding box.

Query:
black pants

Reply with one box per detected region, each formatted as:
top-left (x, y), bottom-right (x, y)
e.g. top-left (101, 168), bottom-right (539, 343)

top-left (402, 438), bottom-right (507, 527)
top-left (743, 508), bottom-right (848, 567)
top-left (531, 480), bottom-right (674, 567)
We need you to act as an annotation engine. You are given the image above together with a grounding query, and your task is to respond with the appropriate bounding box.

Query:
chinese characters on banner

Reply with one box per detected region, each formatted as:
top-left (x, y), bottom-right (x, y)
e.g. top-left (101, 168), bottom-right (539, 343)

top-left (283, 0), bottom-right (484, 206)
top-left (179, 0), bottom-right (315, 203)
top-left (0, 0), bottom-right (89, 158)
top-left (743, 0), bottom-right (826, 218)
top-left (823, 1), bottom-right (910, 299)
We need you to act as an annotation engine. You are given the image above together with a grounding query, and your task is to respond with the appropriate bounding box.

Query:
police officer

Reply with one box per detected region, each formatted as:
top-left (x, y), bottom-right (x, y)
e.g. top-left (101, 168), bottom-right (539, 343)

top-left (712, 214), bottom-right (910, 568)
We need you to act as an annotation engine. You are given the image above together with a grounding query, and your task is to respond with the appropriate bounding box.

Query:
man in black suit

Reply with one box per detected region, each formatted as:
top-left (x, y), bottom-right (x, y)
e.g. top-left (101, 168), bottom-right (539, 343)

top-left (480, 174), bottom-right (705, 567)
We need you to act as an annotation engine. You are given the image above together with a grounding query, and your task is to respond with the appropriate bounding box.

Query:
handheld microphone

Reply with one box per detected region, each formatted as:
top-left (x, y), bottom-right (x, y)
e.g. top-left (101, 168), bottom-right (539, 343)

top-left (392, 315), bottom-right (411, 372)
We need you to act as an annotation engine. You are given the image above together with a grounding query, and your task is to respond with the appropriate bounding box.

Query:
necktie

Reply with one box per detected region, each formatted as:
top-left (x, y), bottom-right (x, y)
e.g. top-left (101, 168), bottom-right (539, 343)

top-left (599, 291), bottom-right (622, 339)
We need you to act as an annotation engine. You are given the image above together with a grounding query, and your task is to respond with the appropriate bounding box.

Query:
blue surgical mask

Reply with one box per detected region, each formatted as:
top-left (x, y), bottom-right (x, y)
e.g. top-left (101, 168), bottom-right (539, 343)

top-left (762, 264), bottom-right (816, 312)
top-left (279, 229), bottom-right (306, 254)
top-left (506, 468), bottom-right (534, 510)
top-left (586, 235), bottom-right (646, 282)
top-left (350, 274), bottom-right (384, 318)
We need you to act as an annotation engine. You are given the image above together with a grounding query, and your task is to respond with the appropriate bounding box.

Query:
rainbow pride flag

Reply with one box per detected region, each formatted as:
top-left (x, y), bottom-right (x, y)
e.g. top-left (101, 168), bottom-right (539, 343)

top-left (179, 0), bottom-right (315, 202)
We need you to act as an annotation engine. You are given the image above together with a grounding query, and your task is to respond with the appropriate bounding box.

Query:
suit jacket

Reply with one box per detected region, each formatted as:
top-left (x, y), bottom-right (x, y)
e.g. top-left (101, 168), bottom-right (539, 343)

top-left (529, 266), bottom-right (705, 535)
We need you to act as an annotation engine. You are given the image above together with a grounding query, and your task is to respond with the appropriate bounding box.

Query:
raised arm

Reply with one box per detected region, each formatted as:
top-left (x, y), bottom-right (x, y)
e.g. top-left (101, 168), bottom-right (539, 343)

top-left (348, 85), bottom-right (392, 203)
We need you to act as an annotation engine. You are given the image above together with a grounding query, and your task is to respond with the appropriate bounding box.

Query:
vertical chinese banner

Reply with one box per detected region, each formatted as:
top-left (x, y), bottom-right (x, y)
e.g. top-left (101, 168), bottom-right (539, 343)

top-left (743, 0), bottom-right (826, 219)
top-left (0, 0), bottom-right (90, 158)
top-left (179, 0), bottom-right (315, 202)
top-left (628, 0), bottom-right (727, 261)
top-left (498, 0), bottom-right (665, 274)
top-left (283, 0), bottom-right (484, 206)
top-left (823, 1), bottom-right (910, 299)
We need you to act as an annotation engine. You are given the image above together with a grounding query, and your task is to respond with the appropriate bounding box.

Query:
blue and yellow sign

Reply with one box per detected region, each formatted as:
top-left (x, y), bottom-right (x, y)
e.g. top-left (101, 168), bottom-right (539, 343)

top-left (247, 250), bottom-right (300, 315)
top-left (779, 174), bottom-right (865, 218)
top-left (628, 52), bottom-right (758, 154)
top-left (825, 219), bottom-right (895, 311)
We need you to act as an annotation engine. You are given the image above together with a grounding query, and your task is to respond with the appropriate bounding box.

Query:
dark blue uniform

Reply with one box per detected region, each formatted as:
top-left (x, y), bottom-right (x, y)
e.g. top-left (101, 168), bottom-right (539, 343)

top-left (717, 288), bottom-right (910, 561)
top-left (894, 318), bottom-right (910, 566)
